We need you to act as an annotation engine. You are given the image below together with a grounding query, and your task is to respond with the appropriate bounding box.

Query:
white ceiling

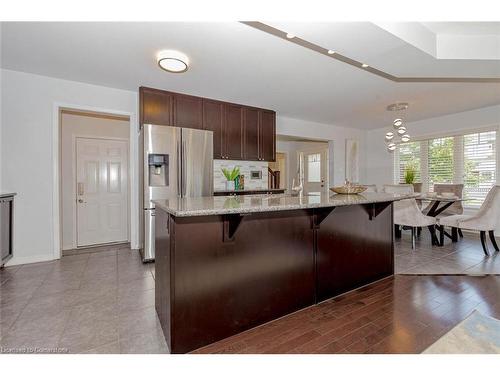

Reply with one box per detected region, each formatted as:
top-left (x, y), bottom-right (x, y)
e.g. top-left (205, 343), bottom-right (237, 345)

top-left (1, 22), bottom-right (499, 130)
top-left (422, 22), bottom-right (500, 35)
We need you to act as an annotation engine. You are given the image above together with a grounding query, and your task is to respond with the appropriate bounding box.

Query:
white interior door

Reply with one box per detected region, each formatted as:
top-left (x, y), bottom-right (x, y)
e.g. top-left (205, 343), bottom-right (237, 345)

top-left (303, 149), bottom-right (328, 193)
top-left (76, 137), bottom-right (128, 247)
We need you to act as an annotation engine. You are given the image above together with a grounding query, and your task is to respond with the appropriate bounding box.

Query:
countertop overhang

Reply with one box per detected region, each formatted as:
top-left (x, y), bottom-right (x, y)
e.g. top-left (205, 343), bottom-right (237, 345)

top-left (153, 192), bottom-right (415, 217)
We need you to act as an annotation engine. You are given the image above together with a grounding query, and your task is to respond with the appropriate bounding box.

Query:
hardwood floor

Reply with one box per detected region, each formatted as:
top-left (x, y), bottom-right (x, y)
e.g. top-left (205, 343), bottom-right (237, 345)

top-left (192, 275), bottom-right (500, 354)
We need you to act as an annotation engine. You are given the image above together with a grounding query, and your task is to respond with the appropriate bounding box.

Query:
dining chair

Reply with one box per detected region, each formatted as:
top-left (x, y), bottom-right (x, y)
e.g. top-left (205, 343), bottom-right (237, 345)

top-left (383, 184), bottom-right (438, 249)
top-left (363, 184), bottom-right (377, 193)
top-left (438, 185), bottom-right (500, 255)
top-left (424, 183), bottom-right (465, 239)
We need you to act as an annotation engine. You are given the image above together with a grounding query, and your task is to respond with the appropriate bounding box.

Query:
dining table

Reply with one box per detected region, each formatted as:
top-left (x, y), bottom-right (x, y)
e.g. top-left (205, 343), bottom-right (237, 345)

top-left (416, 194), bottom-right (468, 244)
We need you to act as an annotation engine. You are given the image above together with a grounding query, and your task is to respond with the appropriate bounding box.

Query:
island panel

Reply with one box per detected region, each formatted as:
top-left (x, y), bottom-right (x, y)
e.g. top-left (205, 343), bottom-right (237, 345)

top-left (316, 203), bottom-right (394, 301)
top-left (158, 209), bottom-right (315, 354)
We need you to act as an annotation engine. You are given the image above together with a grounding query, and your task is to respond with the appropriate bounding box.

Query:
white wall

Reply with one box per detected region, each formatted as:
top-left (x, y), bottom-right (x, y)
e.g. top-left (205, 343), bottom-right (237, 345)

top-left (61, 112), bottom-right (130, 250)
top-left (276, 116), bottom-right (367, 187)
top-left (1, 69), bottom-right (139, 265)
top-left (366, 104), bottom-right (500, 187)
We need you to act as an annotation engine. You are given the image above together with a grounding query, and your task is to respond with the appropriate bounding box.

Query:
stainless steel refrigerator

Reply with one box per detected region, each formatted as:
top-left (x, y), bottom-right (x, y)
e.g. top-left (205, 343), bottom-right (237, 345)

top-left (140, 124), bottom-right (213, 262)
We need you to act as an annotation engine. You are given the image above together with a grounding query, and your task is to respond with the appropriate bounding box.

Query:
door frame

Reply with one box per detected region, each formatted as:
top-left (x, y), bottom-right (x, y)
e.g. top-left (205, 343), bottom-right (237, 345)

top-left (53, 103), bottom-right (138, 260)
top-left (73, 135), bottom-right (130, 249)
top-left (299, 147), bottom-right (330, 192)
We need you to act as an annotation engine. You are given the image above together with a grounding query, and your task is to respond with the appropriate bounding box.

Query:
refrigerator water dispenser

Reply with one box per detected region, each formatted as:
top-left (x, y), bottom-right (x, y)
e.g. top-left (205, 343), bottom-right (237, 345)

top-left (148, 153), bottom-right (169, 186)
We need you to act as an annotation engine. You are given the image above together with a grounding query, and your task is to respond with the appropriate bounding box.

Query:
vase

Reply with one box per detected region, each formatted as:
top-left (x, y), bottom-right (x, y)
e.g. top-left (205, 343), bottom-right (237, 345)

top-left (225, 180), bottom-right (235, 191)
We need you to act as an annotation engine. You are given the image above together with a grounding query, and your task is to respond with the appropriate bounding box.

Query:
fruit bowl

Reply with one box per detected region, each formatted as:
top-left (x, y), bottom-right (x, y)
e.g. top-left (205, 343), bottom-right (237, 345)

top-left (330, 185), bottom-right (367, 195)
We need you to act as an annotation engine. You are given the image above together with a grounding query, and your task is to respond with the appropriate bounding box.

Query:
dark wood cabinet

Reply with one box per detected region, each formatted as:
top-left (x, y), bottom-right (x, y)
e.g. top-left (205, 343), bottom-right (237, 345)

top-left (224, 104), bottom-right (244, 160)
top-left (243, 107), bottom-right (260, 160)
top-left (202, 99), bottom-right (225, 159)
top-left (260, 110), bottom-right (276, 162)
top-left (140, 86), bottom-right (275, 161)
top-left (0, 194), bottom-right (14, 267)
top-left (316, 204), bottom-right (393, 302)
top-left (173, 94), bottom-right (203, 129)
top-left (140, 87), bottom-right (173, 126)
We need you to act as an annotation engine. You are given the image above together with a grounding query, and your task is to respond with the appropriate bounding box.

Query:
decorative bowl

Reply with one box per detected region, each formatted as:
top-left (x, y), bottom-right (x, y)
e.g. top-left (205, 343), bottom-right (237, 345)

top-left (330, 185), bottom-right (367, 195)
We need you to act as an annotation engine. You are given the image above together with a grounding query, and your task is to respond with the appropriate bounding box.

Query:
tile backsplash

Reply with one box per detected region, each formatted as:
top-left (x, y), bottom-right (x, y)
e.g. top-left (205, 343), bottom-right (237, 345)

top-left (214, 160), bottom-right (269, 191)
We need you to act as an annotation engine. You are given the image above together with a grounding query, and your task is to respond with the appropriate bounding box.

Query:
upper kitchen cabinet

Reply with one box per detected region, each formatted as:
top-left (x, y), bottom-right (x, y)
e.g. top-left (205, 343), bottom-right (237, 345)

top-left (139, 87), bottom-right (276, 161)
top-left (202, 99), bottom-right (225, 159)
top-left (173, 94), bottom-right (203, 129)
top-left (243, 107), bottom-right (260, 161)
top-left (140, 86), bottom-right (173, 126)
top-left (224, 104), bottom-right (244, 160)
top-left (260, 110), bottom-right (276, 162)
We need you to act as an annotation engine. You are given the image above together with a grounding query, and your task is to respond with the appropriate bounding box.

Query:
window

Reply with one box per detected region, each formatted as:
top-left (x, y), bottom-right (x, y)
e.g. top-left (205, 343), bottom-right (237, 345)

top-left (428, 137), bottom-right (454, 190)
top-left (394, 130), bottom-right (497, 208)
top-left (463, 131), bottom-right (497, 207)
top-left (307, 153), bottom-right (321, 182)
top-left (397, 142), bottom-right (421, 183)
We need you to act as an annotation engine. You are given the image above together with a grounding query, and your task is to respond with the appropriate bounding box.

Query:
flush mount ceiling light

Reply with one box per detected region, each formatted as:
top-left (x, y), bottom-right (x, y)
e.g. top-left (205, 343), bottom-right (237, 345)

top-left (393, 118), bottom-right (403, 128)
top-left (361, 63), bottom-right (369, 68)
top-left (327, 50), bottom-right (336, 55)
top-left (401, 134), bottom-right (411, 142)
top-left (387, 143), bottom-right (397, 152)
top-left (385, 132), bottom-right (394, 141)
top-left (157, 50), bottom-right (189, 73)
top-left (286, 33), bottom-right (295, 39)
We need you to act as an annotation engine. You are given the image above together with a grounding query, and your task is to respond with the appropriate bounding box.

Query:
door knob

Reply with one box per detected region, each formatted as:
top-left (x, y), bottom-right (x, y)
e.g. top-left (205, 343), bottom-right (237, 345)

top-left (78, 198), bottom-right (85, 203)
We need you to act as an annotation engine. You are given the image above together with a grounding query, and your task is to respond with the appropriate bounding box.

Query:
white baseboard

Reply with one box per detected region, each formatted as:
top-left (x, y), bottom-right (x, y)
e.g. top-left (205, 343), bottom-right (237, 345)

top-left (4, 253), bottom-right (58, 267)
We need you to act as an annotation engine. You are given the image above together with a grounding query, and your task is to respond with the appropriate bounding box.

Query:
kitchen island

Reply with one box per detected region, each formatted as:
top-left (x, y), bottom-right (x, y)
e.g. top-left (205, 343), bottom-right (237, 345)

top-left (154, 192), bottom-right (409, 353)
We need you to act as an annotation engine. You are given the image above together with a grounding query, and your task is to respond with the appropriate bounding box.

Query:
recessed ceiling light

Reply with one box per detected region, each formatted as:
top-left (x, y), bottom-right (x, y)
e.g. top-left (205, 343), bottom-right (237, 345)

top-left (286, 33), bottom-right (295, 39)
top-left (327, 50), bottom-right (335, 55)
top-left (362, 63), bottom-right (369, 68)
top-left (157, 50), bottom-right (189, 73)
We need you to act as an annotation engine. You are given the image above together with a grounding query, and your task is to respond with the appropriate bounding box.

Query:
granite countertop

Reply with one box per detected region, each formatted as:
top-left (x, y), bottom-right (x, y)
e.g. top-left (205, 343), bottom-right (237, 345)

top-left (0, 192), bottom-right (16, 198)
top-left (153, 192), bottom-right (415, 217)
top-left (214, 188), bottom-right (285, 194)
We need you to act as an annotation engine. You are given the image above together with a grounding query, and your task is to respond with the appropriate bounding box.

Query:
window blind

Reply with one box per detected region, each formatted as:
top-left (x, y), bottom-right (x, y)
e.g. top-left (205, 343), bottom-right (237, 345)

top-left (463, 131), bottom-right (497, 208)
top-left (428, 137), bottom-right (454, 191)
top-left (394, 129), bottom-right (497, 208)
top-left (396, 142), bottom-right (421, 183)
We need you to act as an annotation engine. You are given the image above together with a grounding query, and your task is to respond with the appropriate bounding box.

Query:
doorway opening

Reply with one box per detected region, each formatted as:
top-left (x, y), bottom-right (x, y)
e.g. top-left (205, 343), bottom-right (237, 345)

top-left (59, 109), bottom-right (131, 253)
top-left (276, 135), bottom-right (330, 193)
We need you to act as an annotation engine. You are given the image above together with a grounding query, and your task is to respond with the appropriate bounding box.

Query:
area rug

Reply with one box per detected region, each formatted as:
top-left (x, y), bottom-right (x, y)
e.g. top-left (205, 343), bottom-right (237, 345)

top-left (423, 310), bottom-right (500, 354)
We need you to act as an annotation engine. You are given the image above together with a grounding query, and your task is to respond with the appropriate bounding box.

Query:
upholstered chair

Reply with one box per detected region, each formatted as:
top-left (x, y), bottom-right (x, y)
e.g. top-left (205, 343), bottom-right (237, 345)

top-left (383, 184), bottom-right (438, 249)
top-left (363, 184), bottom-right (377, 193)
top-left (438, 185), bottom-right (500, 255)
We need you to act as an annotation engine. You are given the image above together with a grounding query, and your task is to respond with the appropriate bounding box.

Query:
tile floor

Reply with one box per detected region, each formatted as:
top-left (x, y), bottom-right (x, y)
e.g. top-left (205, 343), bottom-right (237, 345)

top-left (1, 233), bottom-right (499, 355)
top-left (0, 243), bottom-right (167, 354)
top-left (395, 230), bottom-right (500, 274)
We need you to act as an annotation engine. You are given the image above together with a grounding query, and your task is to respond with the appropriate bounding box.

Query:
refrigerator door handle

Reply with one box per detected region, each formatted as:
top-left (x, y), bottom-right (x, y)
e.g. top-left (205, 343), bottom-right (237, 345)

top-left (182, 140), bottom-right (187, 197)
top-left (176, 140), bottom-right (181, 197)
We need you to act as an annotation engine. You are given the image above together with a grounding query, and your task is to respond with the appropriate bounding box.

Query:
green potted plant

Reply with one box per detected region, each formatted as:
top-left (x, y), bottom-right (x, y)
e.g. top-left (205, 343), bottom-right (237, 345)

top-left (221, 167), bottom-right (240, 191)
top-left (403, 163), bottom-right (422, 192)
top-left (404, 165), bottom-right (415, 184)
